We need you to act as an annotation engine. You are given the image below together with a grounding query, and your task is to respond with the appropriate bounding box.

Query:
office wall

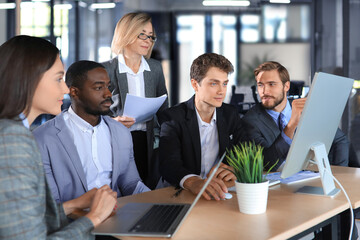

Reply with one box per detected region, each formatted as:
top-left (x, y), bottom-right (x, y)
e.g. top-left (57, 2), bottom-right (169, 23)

top-left (349, 2), bottom-right (360, 80)
top-left (0, 10), bottom-right (6, 45)
top-left (240, 43), bottom-right (311, 85)
top-left (319, 0), bottom-right (341, 73)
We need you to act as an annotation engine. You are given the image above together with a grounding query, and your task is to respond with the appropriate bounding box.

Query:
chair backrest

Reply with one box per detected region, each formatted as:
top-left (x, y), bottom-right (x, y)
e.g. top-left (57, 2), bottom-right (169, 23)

top-left (288, 81), bottom-right (305, 97)
top-left (251, 85), bottom-right (260, 104)
top-left (230, 85), bottom-right (256, 116)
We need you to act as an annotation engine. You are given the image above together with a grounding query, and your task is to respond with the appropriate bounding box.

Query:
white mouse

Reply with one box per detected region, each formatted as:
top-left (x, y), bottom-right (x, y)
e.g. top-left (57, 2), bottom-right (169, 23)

top-left (224, 192), bottom-right (233, 200)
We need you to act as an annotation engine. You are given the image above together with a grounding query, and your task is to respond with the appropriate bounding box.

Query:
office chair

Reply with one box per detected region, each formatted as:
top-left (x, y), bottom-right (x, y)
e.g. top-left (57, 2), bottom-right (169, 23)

top-left (251, 85), bottom-right (260, 104)
top-left (229, 85), bottom-right (256, 116)
top-left (288, 80), bottom-right (305, 98)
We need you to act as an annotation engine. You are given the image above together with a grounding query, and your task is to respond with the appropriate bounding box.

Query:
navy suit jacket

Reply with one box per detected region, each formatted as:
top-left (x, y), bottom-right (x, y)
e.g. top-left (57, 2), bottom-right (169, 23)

top-left (242, 103), bottom-right (349, 170)
top-left (158, 96), bottom-right (247, 186)
top-left (33, 111), bottom-right (149, 203)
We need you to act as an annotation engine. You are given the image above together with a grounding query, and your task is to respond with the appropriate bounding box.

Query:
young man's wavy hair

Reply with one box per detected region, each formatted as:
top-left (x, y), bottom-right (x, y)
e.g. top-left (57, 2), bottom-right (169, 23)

top-left (190, 53), bottom-right (234, 84)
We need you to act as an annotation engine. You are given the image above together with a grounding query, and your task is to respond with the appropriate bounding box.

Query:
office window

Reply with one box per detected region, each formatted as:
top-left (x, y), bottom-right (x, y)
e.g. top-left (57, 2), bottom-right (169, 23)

top-left (177, 15), bottom-right (205, 102)
top-left (54, 2), bottom-right (71, 60)
top-left (20, 1), bottom-right (70, 61)
top-left (21, 2), bottom-right (50, 37)
top-left (240, 14), bottom-right (260, 43)
top-left (263, 5), bottom-right (287, 42)
top-left (263, 4), bottom-right (310, 42)
top-left (212, 15), bottom-right (237, 102)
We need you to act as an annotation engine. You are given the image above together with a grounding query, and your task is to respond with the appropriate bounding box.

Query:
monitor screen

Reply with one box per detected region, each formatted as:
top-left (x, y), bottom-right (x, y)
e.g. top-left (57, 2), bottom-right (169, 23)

top-left (280, 72), bottom-right (353, 196)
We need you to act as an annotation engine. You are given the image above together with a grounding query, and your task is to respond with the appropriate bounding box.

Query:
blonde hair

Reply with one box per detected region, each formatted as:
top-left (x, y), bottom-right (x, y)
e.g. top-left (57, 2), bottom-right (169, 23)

top-left (111, 12), bottom-right (156, 59)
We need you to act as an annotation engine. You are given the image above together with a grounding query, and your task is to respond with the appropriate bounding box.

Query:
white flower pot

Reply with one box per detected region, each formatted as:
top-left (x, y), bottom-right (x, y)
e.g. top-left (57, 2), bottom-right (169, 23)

top-left (235, 180), bottom-right (269, 214)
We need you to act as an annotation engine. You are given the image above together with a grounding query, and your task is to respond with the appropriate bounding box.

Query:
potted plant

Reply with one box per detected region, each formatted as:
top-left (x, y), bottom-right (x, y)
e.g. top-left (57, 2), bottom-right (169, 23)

top-left (226, 142), bottom-right (276, 214)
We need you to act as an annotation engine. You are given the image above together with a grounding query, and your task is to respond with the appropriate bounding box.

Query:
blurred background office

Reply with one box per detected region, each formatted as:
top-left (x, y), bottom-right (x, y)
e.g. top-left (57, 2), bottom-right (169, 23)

top-left (1, 0), bottom-right (360, 163)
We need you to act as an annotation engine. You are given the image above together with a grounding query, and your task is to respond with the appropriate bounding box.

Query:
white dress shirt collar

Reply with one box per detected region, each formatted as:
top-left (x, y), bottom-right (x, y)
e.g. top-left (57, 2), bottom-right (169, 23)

top-left (117, 54), bottom-right (150, 75)
top-left (67, 106), bottom-right (103, 132)
top-left (195, 107), bottom-right (217, 127)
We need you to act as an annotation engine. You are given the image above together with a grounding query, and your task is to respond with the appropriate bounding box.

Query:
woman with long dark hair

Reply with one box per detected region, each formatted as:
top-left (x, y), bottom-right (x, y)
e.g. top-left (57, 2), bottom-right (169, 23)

top-left (0, 35), bottom-right (117, 239)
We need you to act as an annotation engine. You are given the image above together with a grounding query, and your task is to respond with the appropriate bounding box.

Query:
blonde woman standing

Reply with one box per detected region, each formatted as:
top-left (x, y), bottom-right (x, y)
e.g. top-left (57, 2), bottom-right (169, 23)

top-left (102, 12), bottom-right (168, 189)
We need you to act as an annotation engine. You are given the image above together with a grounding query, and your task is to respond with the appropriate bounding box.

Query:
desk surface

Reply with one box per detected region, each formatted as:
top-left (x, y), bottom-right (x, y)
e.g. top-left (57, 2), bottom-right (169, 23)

top-left (328, 166), bottom-right (360, 209)
top-left (107, 166), bottom-right (357, 240)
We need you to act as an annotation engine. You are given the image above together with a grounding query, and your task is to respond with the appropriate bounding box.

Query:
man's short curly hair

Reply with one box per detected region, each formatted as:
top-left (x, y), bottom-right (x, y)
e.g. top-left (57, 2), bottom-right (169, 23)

top-left (190, 53), bottom-right (234, 83)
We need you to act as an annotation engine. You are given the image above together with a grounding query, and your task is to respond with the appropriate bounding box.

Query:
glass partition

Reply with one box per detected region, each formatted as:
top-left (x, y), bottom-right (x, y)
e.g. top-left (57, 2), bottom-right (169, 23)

top-left (212, 14), bottom-right (237, 103)
top-left (176, 15), bottom-right (205, 102)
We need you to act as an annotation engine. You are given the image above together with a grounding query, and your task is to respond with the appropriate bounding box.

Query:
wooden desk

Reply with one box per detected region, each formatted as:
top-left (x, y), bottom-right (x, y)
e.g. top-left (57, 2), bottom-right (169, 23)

top-left (289, 165), bottom-right (360, 209)
top-left (330, 166), bottom-right (360, 209)
top-left (108, 180), bottom-right (348, 240)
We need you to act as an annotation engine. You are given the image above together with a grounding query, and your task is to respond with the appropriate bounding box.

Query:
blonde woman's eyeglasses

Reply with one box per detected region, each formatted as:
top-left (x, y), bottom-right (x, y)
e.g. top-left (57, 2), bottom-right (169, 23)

top-left (138, 33), bottom-right (157, 42)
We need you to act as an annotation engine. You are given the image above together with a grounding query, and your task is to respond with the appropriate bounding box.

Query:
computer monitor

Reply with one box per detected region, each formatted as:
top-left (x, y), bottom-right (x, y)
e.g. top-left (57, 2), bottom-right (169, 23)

top-left (280, 72), bottom-right (354, 197)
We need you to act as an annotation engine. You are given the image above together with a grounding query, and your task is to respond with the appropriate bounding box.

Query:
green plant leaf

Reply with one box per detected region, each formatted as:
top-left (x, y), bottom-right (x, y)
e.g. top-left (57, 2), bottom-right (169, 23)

top-left (226, 141), bottom-right (277, 184)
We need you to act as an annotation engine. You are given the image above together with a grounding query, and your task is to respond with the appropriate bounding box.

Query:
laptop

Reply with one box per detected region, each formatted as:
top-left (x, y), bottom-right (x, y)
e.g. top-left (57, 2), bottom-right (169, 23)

top-left (92, 152), bottom-right (226, 238)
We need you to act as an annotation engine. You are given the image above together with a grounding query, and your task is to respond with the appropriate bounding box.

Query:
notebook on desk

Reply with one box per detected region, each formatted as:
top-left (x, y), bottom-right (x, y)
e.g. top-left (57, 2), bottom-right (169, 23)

top-left (92, 152), bottom-right (226, 238)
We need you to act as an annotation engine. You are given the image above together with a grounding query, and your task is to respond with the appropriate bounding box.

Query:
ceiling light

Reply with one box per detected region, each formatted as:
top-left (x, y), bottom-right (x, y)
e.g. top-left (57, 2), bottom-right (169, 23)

top-left (202, 0), bottom-right (250, 7)
top-left (269, 0), bottom-right (291, 3)
top-left (78, 1), bottom-right (87, 8)
top-left (0, 3), bottom-right (16, 9)
top-left (90, 3), bottom-right (116, 9)
top-left (54, 3), bottom-right (73, 10)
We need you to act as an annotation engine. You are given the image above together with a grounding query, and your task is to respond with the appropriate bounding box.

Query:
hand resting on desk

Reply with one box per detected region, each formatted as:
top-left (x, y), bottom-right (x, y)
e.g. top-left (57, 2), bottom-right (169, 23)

top-left (214, 163), bottom-right (236, 182)
top-left (183, 164), bottom-right (235, 201)
top-left (63, 185), bottom-right (117, 228)
top-left (63, 188), bottom-right (98, 215)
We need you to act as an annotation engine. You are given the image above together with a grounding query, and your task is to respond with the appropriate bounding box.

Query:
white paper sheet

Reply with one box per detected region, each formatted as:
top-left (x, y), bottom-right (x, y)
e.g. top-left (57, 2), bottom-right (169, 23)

top-left (123, 93), bottom-right (167, 123)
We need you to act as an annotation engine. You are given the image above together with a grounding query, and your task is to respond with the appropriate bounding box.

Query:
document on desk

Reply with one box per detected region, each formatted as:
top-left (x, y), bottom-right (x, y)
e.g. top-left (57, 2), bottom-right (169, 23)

top-left (266, 170), bottom-right (320, 185)
top-left (123, 93), bottom-right (167, 123)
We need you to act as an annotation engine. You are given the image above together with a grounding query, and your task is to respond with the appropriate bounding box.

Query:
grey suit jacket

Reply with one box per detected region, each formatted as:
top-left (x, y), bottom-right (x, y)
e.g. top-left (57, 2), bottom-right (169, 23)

top-left (102, 57), bottom-right (168, 186)
top-left (243, 103), bottom-right (349, 170)
top-left (33, 111), bottom-right (149, 203)
top-left (0, 119), bottom-right (94, 239)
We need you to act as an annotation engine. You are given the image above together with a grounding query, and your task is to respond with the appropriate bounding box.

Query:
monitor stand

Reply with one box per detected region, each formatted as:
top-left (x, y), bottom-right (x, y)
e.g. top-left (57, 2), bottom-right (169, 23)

top-left (295, 143), bottom-right (341, 198)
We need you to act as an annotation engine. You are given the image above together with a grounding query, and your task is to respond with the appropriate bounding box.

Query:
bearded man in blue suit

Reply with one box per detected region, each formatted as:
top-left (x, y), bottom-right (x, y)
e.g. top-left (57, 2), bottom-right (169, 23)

top-left (242, 61), bottom-right (349, 170)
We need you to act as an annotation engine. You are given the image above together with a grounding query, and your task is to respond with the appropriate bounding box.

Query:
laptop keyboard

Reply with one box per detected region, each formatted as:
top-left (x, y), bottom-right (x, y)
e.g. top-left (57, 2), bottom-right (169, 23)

top-left (129, 204), bottom-right (185, 233)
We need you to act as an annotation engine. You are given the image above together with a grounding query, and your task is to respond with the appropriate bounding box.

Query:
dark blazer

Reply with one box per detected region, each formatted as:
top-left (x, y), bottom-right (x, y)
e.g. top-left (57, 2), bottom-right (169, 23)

top-left (0, 119), bottom-right (93, 239)
top-left (158, 96), bottom-right (247, 186)
top-left (242, 103), bottom-right (349, 170)
top-left (102, 57), bottom-right (168, 187)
